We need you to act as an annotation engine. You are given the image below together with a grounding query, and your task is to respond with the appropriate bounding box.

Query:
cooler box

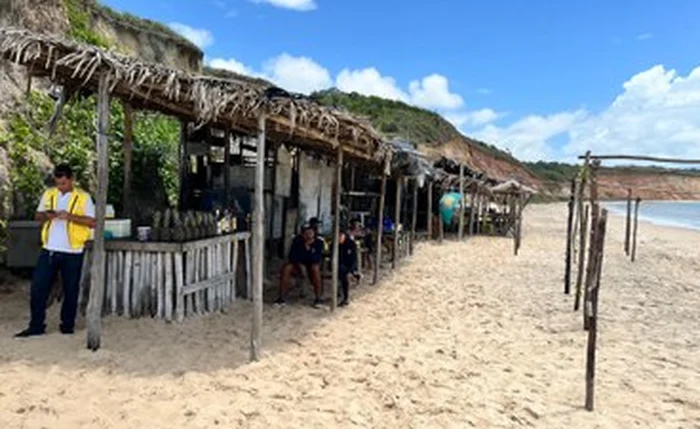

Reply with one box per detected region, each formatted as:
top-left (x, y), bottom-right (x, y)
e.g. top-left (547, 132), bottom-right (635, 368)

top-left (105, 219), bottom-right (132, 239)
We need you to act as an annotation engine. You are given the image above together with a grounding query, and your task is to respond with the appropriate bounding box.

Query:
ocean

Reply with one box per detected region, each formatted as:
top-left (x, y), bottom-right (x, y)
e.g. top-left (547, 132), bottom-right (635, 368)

top-left (603, 201), bottom-right (700, 231)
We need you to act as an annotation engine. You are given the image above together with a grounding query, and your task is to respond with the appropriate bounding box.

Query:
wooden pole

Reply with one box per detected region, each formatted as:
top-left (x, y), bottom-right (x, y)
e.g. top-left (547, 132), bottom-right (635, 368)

top-left (469, 189), bottom-right (477, 236)
top-left (178, 121), bottom-right (188, 209)
top-left (267, 144), bottom-right (278, 261)
top-left (564, 177), bottom-right (576, 294)
top-left (426, 182), bottom-right (433, 239)
top-left (574, 204), bottom-right (589, 311)
top-left (631, 197), bottom-right (640, 262)
top-left (585, 209), bottom-right (609, 412)
top-left (250, 115), bottom-right (266, 362)
top-left (86, 74), bottom-right (110, 351)
top-left (122, 103), bottom-right (133, 220)
top-left (458, 165), bottom-right (465, 241)
top-left (392, 176), bottom-right (403, 269)
top-left (515, 195), bottom-right (524, 255)
top-left (624, 189), bottom-right (632, 255)
top-left (583, 160), bottom-right (600, 331)
top-left (224, 131), bottom-right (232, 210)
top-left (373, 156), bottom-right (389, 285)
top-left (410, 179), bottom-right (418, 255)
top-left (331, 147), bottom-right (343, 311)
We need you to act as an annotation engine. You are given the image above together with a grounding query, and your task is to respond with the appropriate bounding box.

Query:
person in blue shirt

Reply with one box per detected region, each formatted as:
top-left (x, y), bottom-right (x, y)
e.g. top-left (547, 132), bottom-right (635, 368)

top-left (276, 223), bottom-right (324, 307)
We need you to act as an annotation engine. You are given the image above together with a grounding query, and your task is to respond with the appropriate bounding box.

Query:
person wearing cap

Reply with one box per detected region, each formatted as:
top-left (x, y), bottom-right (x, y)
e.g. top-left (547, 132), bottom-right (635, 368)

top-left (15, 164), bottom-right (96, 338)
top-left (276, 222), bottom-right (324, 307)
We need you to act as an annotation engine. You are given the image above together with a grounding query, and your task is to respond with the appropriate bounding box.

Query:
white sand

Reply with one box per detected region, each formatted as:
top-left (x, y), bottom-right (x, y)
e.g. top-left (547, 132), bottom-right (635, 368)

top-left (0, 204), bottom-right (698, 428)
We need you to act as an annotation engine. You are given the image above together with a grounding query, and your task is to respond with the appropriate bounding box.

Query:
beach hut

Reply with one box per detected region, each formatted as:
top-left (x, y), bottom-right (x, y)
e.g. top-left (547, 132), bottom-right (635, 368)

top-left (0, 27), bottom-right (388, 358)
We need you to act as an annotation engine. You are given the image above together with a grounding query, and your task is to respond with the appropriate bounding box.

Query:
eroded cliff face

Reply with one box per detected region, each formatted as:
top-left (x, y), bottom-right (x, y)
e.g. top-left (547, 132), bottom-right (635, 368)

top-left (598, 173), bottom-right (700, 200)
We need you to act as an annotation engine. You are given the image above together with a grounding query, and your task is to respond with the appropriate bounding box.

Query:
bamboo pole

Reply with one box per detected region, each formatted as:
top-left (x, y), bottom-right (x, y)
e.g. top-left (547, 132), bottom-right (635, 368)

top-left (458, 165), bottom-right (465, 241)
top-left (410, 179), bottom-right (418, 254)
top-left (564, 177), bottom-right (576, 294)
top-left (86, 73), bottom-right (110, 351)
top-left (574, 204), bottom-right (589, 311)
top-left (585, 209), bottom-right (609, 412)
top-left (250, 115), bottom-right (266, 362)
top-left (392, 176), bottom-right (403, 269)
top-left (427, 182), bottom-right (433, 239)
top-left (373, 156), bottom-right (389, 285)
top-left (331, 147), bottom-right (343, 311)
top-left (624, 189), bottom-right (632, 256)
top-left (631, 197), bottom-right (641, 262)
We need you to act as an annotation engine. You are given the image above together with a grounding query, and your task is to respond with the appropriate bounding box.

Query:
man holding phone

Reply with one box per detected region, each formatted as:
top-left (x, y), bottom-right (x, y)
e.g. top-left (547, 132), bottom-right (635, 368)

top-left (15, 164), bottom-right (96, 338)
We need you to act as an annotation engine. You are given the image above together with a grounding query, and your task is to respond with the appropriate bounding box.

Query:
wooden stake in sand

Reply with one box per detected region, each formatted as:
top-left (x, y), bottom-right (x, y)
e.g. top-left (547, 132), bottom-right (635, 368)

top-left (585, 209), bottom-right (608, 412)
top-left (373, 155), bottom-right (389, 285)
top-left (86, 73), bottom-right (110, 351)
top-left (574, 204), bottom-right (589, 312)
top-left (410, 178), bottom-right (418, 255)
top-left (392, 176), bottom-right (403, 269)
top-left (331, 147), bottom-right (343, 311)
top-left (250, 115), bottom-right (266, 362)
top-left (564, 177), bottom-right (576, 294)
top-left (624, 189), bottom-right (632, 256)
top-left (458, 164), bottom-right (465, 241)
top-left (583, 160), bottom-right (600, 331)
top-left (426, 181), bottom-right (433, 239)
top-left (631, 197), bottom-right (641, 262)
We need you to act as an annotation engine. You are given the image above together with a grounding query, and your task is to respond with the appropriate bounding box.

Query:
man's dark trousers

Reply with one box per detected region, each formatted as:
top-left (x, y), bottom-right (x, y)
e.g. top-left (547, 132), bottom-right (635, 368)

top-left (30, 250), bottom-right (84, 332)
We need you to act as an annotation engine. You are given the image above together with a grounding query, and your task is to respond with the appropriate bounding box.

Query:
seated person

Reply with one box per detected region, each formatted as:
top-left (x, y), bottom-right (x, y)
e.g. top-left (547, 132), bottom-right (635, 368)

top-left (348, 219), bottom-right (373, 270)
top-left (338, 230), bottom-right (360, 307)
top-left (276, 223), bottom-right (324, 307)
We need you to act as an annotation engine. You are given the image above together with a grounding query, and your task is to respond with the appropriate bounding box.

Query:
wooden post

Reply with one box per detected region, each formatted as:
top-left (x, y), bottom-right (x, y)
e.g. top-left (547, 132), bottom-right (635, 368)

top-left (224, 130), bottom-right (232, 210)
top-left (469, 189), bottom-right (477, 236)
top-left (458, 165), bottom-right (465, 240)
top-left (564, 177), bottom-right (576, 294)
top-left (438, 193), bottom-right (444, 244)
top-left (267, 144), bottom-right (278, 262)
top-left (426, 181), bottom-right (433, 239)
top-left (122, 103), bottom-right (133, 221)
top-left (574, 204), bottom-right (589, 311)
top-left (392, 176), bottom-right (403, 269)
top-left (373, 156), bottom-right (389, 285)
top-left (585, 209), bottom-right (609, 412)
top-left (631, 197), bottom-right (640, 262)
top-left (86, 73), bottom-right (110, 351)
top-left (178, 121), bottom-right (188, 209)
top-left (410, 179), bottom-right (418, 255)
top-left (625, 189), bottom-right (632, 255)
top-left (331, 147), bottom-right (343, 311)
top-left (583, 160), bottom-right (600, 330)
top-left (515, 195), bottom-right (524, 255)
top-left (250, 115), bottom-right (266, 362)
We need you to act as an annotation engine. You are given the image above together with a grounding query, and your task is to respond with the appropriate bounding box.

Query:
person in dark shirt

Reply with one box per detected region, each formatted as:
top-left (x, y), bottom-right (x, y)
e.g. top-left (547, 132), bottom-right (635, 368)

top-left (338, 230), bottom-right (360, 307)
top-left (276, 224), bottom-right (324, 307)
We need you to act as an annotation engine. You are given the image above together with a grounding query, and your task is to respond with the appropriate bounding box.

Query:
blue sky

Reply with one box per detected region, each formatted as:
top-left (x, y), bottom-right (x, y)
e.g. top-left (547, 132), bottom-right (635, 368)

top-left (103, 0), bottom-right (700, 162)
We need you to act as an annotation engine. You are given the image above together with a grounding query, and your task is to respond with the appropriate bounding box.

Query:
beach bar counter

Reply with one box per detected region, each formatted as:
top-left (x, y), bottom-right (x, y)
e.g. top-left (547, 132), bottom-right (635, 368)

top-left (82, 232), bottom-right (251, 322)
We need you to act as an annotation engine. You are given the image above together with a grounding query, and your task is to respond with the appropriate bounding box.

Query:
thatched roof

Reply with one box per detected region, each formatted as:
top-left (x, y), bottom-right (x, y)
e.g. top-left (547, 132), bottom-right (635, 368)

top-left (0, 27), bottom-right (386, 161)
top-left (490, 180), bottom-right (536, 196)
top-left (388, 140), bottom-right (434, 183)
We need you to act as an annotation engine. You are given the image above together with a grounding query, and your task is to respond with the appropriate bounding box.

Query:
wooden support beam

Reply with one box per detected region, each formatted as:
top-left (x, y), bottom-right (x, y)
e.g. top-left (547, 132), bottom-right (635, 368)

top-left (574, 204), bottom-right (589, 312)
top-left (178, 121), bottom-right (188, 209)
top-left (410, 179), bottom-right (418, 255)
top-left (373, 156), bottom-right (389, 285)
top-left (331, 147), bottom-right (343, 311)
top-left (458, 165), bottom-right (465, 241)
top-left (564, 177), bottom-right (576, 294)
top-left (392, 176), bottom-right (403, 269)
top-left (267, 144), bottom-right (278, 262)
top-left (469, 190), bottom-right (477, 236)
top-left (580, 154), bottom-right (700, 164)
top-left (224, 130), bottom-right (232, 210)
top-left (250, 115), bottom-right (266, 362)
top-left (122, 103), bottom-right (133, 221)
top-left (631, 197), bottom-right (641, 262)
top-left (86, 73), bottom-right (110, 351)
top-left (625, 189), bottom-right (632, 255)
top-left (515, 195), bottom-right (524, 255)
top-left (585, 209), bottom-right (609, 412)
top-left (426, 182), bottom-right (433, 239)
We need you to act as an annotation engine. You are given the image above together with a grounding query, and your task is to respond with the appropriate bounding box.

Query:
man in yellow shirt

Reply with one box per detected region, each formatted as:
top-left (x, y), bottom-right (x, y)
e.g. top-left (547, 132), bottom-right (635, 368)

top-left (15, 164), bottom-right (96, 338)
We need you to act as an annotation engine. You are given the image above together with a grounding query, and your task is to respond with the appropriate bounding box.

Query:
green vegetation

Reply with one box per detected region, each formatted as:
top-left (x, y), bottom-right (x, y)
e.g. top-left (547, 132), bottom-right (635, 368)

top-left (0, 92), bottom-right (180, 219)
top-left (63, 0), bottom-right (111, 48)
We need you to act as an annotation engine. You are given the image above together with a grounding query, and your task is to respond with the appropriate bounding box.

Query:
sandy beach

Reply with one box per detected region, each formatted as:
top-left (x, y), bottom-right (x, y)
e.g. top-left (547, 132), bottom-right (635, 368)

top-left (0, 203), bottom-right (698, 428)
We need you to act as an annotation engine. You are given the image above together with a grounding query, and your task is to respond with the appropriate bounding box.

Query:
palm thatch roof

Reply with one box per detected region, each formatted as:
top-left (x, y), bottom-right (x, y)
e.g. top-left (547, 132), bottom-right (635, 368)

top-left (490, 179), bottom-right (536, 196)
top-left (388, 140), bottom-right (434, 185)
top-left (0, 27), bottom-right (387, 161)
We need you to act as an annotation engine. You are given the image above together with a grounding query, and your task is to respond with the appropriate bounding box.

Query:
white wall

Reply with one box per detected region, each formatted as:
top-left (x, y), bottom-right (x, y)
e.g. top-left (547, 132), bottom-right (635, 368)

top-left (299, 154), bottom-right (335, 235)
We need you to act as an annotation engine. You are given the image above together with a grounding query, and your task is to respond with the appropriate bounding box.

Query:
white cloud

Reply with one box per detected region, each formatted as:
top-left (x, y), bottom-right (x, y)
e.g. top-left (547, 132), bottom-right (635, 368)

top-left (262, 53), bottom-right (332, 94)
top-left (471, 111), bottom-right (587, 162)
top-left (208, 58), bottom-right (252, 75)
top-left (168, 23), bottom-right (214, 48)
top-left (637, 32), bottom-right (654, 41)
top-left (336, 68), bottom-right (408, 102)
top-left (408, 74), bottom-right (464, 110)
top-left (251, 0), bottom-right (317, 11)
top-left (563, 65), bottom-right (700, 161)
top-left (446, 108), bottom-right (503, 128)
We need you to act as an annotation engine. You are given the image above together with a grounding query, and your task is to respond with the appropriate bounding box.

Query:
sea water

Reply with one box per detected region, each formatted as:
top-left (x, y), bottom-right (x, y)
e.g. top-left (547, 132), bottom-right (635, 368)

top-left (603, 201), bottom-right (700, 231)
